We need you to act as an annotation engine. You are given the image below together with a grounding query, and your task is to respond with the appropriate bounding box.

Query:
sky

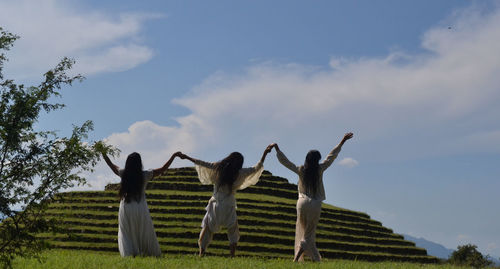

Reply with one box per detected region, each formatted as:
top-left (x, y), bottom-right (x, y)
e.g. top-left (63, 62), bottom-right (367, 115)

top-left (1, 0), bottom-right (499, 258)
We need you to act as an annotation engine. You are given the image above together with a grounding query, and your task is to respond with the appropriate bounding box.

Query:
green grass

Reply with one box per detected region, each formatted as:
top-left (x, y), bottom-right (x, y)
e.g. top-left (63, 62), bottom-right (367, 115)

top-left (46, 202), bottom-right (391, 234)
top-left (12, 250), bottom-right (467, 269)
top-left (55, 188), bottom-right (372, 219)
top-left (39, 227), bottom-right (423, 253)
top-left (52, 195), bottom-right (372, 223)
top-left (46, 221), bottom-right (412, 247)
top-left (39, 168), bottom-right (438, 263)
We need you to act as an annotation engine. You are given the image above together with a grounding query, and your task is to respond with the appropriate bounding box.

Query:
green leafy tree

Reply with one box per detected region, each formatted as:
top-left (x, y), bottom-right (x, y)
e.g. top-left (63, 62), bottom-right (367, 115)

top-left (0, 27), bottom-right (116, 268)
top-left (448, 244), bottom-right (493, 268)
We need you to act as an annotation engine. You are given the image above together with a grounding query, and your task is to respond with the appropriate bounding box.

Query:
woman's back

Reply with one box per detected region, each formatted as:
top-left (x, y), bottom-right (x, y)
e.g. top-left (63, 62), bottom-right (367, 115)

top-left (296, 166), bottom-right (326, 200)
top-left (119, 169), bottom-right (151, 202)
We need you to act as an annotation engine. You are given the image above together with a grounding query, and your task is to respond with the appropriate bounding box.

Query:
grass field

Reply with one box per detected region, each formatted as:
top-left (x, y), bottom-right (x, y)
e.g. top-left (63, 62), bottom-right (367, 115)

top-left (12, 250), bottom-right (469, 269)
top-left (39, 168), bottom-right (439, 263)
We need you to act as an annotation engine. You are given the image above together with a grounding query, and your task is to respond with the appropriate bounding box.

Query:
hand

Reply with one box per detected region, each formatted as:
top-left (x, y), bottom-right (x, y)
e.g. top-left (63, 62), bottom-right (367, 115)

top-left (265, 144), bottom-right (273, 154)
top-left (271, 143), bottom-right (279, 151)
top-left (173, 151), bottom-right (182, 157)
top-left (343, 132), bottom-right (354, 141)
top-left (178, 152), bottom-right (187, 159)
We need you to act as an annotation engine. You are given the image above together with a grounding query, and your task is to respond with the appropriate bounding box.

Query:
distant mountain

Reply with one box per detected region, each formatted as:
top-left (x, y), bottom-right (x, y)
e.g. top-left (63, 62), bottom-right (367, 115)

top-left (403, 234), bottom-right (454, 260)
top-left (403, 234), bottom-right (500, 266)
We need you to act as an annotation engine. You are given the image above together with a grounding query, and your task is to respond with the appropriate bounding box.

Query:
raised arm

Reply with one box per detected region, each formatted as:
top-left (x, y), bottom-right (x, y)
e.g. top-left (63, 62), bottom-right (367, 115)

top-left (274, 143), bottom-right (300, 174)
top-left (179, 152), bottom-right (217, 184)
top-left (234, 144), bottom-right (274, 190)
top-left (320, 132), bottom-right (353, 171)
top-left (102, 153), bottom-right (120, 176)
top-left (152, 152), bottom-right (181, 178)
top-left (178, 153), bottom-right (196, 163)
top-left (260, 144), bottom-right (274, 164)
top-left (178, 153), bottom-right (216, 169)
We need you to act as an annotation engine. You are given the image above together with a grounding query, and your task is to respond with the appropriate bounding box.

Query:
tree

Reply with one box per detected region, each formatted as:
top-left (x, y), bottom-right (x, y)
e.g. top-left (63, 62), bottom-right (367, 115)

top-left (448, 244), bottom-right (493, 268)
top-left (0, 27), bottom-right (116, 268)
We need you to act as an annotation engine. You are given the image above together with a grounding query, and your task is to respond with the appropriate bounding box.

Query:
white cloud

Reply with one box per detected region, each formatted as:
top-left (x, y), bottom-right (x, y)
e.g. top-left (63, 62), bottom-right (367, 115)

top-left (106, 120), bottom-right (197, 159)
top-left (81, 4), bottom-right (500, 190)
top-left (70, 44), bottom-right (153, 75)
top-left (0, 0), bottom-right (159, 79)
top-left (168, 6), bottom-right (500, 158)
top-left (338, 158), bottom-right (359, 168)
top-left (80, 120), bottom-right (199, 190)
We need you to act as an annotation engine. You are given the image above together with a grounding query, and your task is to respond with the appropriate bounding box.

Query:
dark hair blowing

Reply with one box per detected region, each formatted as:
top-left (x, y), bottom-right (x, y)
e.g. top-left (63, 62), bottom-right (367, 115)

top-left (119, 152), bottom-right (144, 203)
top-left (303, 150), bottom-right (321, 197)
top-left (215, 152), bottom-right (244, 191)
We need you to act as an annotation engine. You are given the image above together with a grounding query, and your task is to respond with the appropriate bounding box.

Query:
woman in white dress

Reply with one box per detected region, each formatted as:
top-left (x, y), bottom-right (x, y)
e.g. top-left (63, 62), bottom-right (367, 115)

top-left (102, 151), bottom-right (181, 257)
top-left (179, 144), bottom-right (274, 257)
top-left (273, 132), bottom-right (353, 262)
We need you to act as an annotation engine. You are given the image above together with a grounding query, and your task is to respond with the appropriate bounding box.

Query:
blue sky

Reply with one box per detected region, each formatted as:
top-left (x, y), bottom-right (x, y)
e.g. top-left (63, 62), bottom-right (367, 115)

top-left (1, 0), bottom-right (499, 258)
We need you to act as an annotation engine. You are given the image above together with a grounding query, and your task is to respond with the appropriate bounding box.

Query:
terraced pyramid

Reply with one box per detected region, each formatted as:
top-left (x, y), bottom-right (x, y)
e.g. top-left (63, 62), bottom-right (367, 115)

top-left (44, 168), bottom-right (438, 263)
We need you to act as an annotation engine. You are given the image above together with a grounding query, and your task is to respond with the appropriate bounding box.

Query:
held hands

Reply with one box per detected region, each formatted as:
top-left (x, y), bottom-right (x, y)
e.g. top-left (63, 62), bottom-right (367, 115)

top-left (260, 143), bottom-right (277, 163)
top-left (177, 152), bottom-right (188, 159)
top-left (264, 144), bottom-right (274, 154)
top-left (270, 143), bottom-right (279, 151)
top-left (265, 143), bottom-right (280, 154)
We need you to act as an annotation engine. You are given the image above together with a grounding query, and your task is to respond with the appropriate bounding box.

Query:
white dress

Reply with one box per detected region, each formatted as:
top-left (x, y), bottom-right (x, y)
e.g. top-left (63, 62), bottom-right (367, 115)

top-left (276, 143), bottom-right (343, 261)
top-left (118, 169), bottom-right (161, 257)
top-left (193, 158), bottom-right (264, 248)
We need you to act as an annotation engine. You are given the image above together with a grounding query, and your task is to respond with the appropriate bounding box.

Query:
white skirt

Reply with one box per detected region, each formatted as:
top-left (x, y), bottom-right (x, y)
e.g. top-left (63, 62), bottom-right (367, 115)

top-left (118, 198), bottom-right (161, 257)
top-left (295, 194), bottom-right (322, 261)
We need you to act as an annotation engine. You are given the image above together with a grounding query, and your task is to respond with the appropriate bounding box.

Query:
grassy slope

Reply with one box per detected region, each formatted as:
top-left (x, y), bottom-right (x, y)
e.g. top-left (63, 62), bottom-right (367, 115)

top-left (13, 250), bottom-right (468, 269)
top-left (40, 168), bottom-right (438, 263)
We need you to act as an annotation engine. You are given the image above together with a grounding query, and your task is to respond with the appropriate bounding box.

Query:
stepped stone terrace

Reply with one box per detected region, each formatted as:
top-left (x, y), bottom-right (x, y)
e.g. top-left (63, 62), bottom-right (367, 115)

top-left (44, 168), bottom-right (439, 263)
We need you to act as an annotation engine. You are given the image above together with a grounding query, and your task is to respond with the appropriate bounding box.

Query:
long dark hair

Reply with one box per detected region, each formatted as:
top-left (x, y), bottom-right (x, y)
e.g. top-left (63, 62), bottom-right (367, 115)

top-left (215, 152), bottom-right (244, 191)
top-left (303, 150), bottom-right (321, 197)
top-left (119, 152), bottom-right (144, 203)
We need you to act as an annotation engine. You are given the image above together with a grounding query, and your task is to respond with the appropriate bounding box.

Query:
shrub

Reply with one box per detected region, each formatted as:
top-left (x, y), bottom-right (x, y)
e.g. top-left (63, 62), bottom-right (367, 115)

top-left (448, 244), bottom-right (493, 268)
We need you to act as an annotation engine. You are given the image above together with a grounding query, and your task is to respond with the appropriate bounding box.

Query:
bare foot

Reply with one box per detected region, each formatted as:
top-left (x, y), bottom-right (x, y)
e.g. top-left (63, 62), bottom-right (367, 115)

top-left (229, 243), bottom-right (237, 257)
top-left (294, 247), bottom-right (305, 262)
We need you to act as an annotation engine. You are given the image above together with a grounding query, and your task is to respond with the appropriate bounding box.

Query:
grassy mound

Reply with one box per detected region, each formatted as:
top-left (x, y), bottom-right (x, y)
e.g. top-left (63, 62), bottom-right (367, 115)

top-left (44, 168), bottom-right (438, 263)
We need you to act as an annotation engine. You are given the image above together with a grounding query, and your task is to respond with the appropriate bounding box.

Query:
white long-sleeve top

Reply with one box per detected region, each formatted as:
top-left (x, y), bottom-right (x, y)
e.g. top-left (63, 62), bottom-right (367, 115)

top-left (276, 143), bottom-right (343, 201)
top-left (192, 158), bottom-right (264, 199)
top-left (192, 158), bottom-right (263, 233)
